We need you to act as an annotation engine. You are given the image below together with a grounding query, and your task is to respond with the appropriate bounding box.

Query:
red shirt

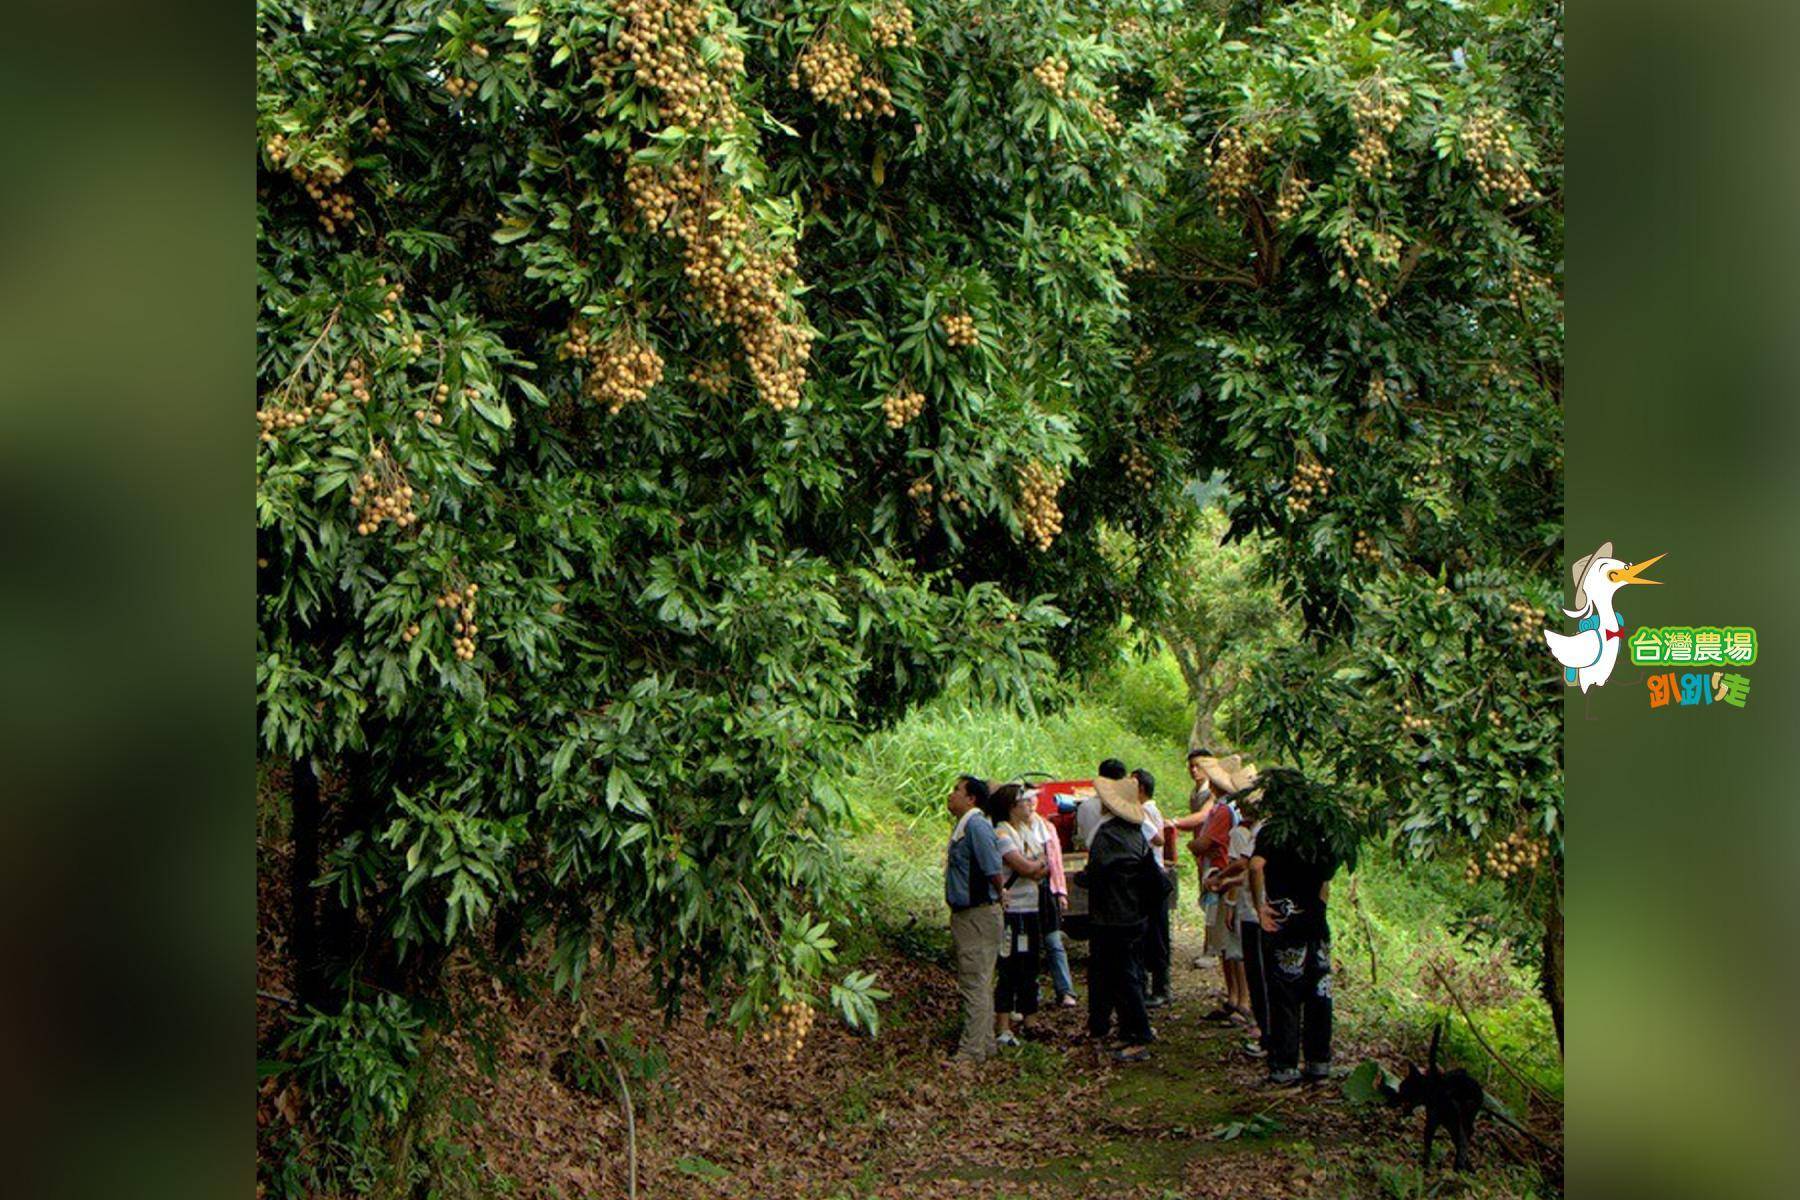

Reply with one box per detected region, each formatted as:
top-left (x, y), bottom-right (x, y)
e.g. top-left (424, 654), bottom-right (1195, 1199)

top-left (1189, 803), bottom-right (1235, 875)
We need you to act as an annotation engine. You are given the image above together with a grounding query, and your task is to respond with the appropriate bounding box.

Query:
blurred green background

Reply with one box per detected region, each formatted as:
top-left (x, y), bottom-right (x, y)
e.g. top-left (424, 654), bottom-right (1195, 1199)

top-left (1571, 1), bottom-right (1800, 1195)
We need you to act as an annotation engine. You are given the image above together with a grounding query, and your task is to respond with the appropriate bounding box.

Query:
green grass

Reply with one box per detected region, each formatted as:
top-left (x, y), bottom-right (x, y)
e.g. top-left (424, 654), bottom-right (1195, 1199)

top-left (838, 674), bottom-right (1194, 944)
top-left (837, 667), bottom-right (1564, 1110)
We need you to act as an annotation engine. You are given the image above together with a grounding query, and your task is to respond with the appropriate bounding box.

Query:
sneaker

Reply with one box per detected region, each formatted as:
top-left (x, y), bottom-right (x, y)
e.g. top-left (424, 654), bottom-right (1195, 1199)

top-left (1267, 1067), bottom-right (1302, 1086)
top-left (1112, 1045), bottom-right (1152, 1063)
top-left (996, 1030), bottom-right (1020, 1048)
top-left (1058, 993), bottom-right (1080, 1008)
top-left (1144, 992), bottom-right (1171, 1010)
top-left (1302, 1062), bottom-right (1341, 1081)
top-left (1240, 1042), bottom-right (1267, 1060)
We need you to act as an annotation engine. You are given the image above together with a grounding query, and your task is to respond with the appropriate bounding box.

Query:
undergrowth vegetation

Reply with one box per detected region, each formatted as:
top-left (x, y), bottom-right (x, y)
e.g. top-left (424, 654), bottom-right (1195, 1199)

top-left (839, 655), bottom-right (1564, 1110)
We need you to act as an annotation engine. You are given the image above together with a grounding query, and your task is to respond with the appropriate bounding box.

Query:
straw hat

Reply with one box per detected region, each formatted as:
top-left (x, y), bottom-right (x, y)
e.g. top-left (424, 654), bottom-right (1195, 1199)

top-left (1194, 752), bottom-right (1255, 797)
top-left (1219, 754), bottom-right (1258, 794)
top-left (1094, 775), bottom-right (1147, 826)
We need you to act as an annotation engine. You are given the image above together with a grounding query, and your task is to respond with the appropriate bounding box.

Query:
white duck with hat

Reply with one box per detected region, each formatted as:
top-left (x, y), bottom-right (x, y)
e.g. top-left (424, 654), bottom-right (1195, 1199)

top-left (1543, 541), bottom-right (1664, 692)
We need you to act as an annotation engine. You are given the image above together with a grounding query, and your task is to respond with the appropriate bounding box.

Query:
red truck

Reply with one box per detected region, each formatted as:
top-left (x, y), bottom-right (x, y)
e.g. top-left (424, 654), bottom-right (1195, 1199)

top-left (1029, 776), bottom-right (1179, 940)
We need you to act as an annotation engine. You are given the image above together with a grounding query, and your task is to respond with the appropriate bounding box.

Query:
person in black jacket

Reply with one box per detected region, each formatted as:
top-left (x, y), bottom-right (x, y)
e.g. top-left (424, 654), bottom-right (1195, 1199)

top-left (1075, 774), bottom-right (1165, 1061)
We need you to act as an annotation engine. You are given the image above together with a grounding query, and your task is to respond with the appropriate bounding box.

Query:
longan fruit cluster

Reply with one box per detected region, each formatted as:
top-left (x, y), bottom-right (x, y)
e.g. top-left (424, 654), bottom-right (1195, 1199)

top-left (1364, 375), bottom-right (1391, 408)
top-left (340, 357), bottom-right (373, 404)
top-left (1506, 598), bottom-right (1544, 645)
top-left (620, 0), bottom-right (745, 129)
top-left (350, 449), bottom-right (419, 536)
top-left (369, 115), bottom-right (391, 142)
top-left (1015, 461), bottom-right (1065, 551)
top-left (414, 381), bottom-right (451, 425)
top-left (1349, 129), bottom-right (1392, 180)
top-left (257, 399), bottom-right (320, 442)
top-left (1123, 447), bottom-right (1154, 490)
top-left (623, 162), bottom-right (678, 228)
top-left (443, 76), bottom-right (478, 101)
top-left (1032, 55), bottom-right (1070, 98)
top-left (941, 485), bottom-right (971, 514)
top-left (378, 277), bottom-right (405, 323)
top-left (882, 387), bottom-right (926, 429)
top-left (1506, 262), bottom-right (1554, 309)
top-left (907, 476), bottom-right (935, 525)
top-left (870, 2), bottom-right (917, 49)
top-left (263, 132), bottom-right (290, 164)
top-left (742, 320), bottom-right (815, 412)
top-left (1272, 169), bottom-right (1310, 223)
top-left (1348, 82), bottom-right (1407, 182)
top-left (1086, 96), bottom-right (1123, 137)
top-left (661, 164), bottom-right (814, 411)
top-left (436, 583), bottom-right (481, 661)
top-left (586, 332), bottom-right (666, 414)
top-left (401, 620), bottom-right (421, 643)
top-left (790, 35), bottom-right (894, 120)
top-left (687, 358), bottom-right (733, 397)
top-left (1460, 109), bottom-right (1535, 206)
top-left (1207, 127), bottom-right (1259, 218)
top-left (1399, 697), bottom-right (1432, 734)
top-left (1284, 460), bottom-right (1333, 516)
top-left (290, 164), bottom-right (355, 234)
top-left (1407, 450), bottom-right (1446, 486)
top-left (940, 311), bottom-right (978, 348)
top-left (1353, 530), bottom-right (1381, 564)
top-left (1114, 17), bottom-right (1145, 38)
top-left (1469, 829), bottom-right (1547, 884)
top-left (1349, 81), bottom-right (1408, 137)
top-left (761, 1000), bottom-right (814, 1064)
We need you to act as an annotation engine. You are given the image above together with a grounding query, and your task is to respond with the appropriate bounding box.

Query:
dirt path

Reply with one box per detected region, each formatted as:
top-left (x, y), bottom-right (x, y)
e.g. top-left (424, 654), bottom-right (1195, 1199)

top-left (405, 922), bottom-right (1558, 1199)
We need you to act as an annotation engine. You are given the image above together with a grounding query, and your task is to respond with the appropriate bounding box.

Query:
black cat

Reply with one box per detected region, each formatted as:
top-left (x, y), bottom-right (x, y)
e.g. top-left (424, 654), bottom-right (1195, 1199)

top-left (1392, 1024), bottom-right (1487, 1171)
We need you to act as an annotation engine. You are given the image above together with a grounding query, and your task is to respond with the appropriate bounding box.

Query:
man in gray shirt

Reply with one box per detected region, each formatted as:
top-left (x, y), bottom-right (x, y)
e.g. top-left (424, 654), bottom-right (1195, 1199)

top-left (944, 774), bottom-right (1005, 1061)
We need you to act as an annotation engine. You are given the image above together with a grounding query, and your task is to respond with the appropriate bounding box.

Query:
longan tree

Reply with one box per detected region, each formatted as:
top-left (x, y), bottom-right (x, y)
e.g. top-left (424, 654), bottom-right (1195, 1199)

top-left (258, 0), bottom-right (1194, 1185)
top-left (1127, 0), bottom-right (1566, 1040)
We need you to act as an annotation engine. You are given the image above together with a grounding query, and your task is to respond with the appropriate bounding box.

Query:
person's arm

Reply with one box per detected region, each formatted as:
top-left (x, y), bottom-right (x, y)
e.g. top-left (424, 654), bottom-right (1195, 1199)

top-left (1168, 807), bottom-right (1212, 833)
top-left (1002, 850), bottom-right (1047, 879)
top-left (1252, 855), bottom-right (1281, 933)
top-left (1042, 825), bottom-right (1068, 900)
top-left (1212, 861), bottom-right (1247, 889)
top-left (971, 819), bottom-right (1007, 898)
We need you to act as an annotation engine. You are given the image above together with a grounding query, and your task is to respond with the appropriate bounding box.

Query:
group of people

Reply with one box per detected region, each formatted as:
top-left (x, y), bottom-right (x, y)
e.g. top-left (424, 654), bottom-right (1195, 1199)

top-left (944, 748), bottom-right (1343, 1085)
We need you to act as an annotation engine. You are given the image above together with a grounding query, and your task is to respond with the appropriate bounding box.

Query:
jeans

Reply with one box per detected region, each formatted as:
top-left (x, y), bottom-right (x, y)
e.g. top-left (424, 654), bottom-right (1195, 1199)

top-left (1087, 921), bottom-right (1153, 1045)
top-left (950, 904), bottom-right (1002, 1060)
top-left (1044, 928), bottom-right (1075, 999)
top-left (1264, 925), bottom-right (1332, 1073)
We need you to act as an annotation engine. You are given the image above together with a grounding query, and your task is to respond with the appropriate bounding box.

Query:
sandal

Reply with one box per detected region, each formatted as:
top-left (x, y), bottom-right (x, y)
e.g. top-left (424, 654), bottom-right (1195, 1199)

top-left (1201, 1005), bottom-right (1236, 1022)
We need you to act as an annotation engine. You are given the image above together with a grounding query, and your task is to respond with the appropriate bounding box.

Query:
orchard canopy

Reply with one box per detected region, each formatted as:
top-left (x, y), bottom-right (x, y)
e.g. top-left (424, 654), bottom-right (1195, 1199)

top-left (258, 0), bottom-right (1561, 1025)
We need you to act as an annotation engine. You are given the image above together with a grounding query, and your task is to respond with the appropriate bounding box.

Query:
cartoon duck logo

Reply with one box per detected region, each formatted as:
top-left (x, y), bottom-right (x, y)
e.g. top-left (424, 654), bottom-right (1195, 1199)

top-left (1543, 542), bottom-right (1664, 692)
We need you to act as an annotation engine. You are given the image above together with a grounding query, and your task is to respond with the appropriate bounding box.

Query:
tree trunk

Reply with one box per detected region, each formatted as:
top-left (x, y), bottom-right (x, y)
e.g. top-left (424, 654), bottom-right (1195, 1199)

top-left (290, 755), bottom-right (324, 1008)
top-left (1540, 868), bottom-right (1564, 1055)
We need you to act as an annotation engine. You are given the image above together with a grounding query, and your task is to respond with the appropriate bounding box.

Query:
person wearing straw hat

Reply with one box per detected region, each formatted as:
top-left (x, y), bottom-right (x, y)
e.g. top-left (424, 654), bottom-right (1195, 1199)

top-left (1171, 753), bottom-right (1255, 1020)
top-left (1072, 772), bottom-right (1164, 1061)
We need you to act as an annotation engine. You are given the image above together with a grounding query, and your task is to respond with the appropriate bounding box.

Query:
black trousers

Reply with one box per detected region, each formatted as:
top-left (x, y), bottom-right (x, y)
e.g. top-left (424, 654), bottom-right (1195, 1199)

top-left (1241, 922), bottom-right (1271, 1045)
top-left (1144, 884), bottom-right (1171, 996)
top-left (1087, 922), bottom-right (1153, 1044)
top-left (1263, 925), bottom-right (1332, 1071)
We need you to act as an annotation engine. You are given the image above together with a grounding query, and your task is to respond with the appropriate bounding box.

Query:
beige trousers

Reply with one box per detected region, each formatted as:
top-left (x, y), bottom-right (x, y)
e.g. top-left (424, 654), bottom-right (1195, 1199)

top-left (950, 904), bottom-right (1003, 1060)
